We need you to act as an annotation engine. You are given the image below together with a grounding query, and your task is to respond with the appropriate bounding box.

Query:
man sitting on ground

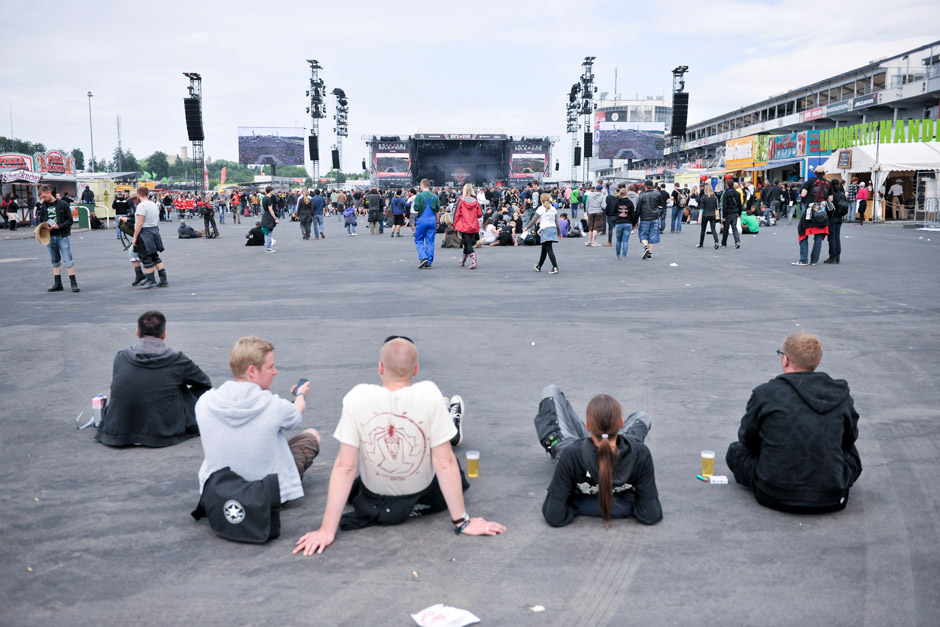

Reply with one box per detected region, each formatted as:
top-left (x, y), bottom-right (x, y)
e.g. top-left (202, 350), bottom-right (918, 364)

top-left (726, 332), bottom-right (861, 513)
top-left (95, 310), bottom-right (212, 447)
top-left (195, 336), bottom-right (320, 505)
top-left (294, 336), bottom-right (505, 556)
top-left (245, 221), bottom-right (264, 246)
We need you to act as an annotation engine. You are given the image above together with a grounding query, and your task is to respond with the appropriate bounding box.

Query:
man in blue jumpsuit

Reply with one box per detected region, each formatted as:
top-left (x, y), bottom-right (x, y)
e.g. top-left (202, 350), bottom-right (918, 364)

top-left (412, 178), bottom-right (440, 269)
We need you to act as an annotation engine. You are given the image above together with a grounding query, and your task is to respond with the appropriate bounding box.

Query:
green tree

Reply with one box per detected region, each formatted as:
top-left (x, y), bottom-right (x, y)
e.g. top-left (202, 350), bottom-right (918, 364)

top-left (70, 148), bottom-right (85, 170)
top-left (123, 150), bottom-right (140, 173)
top-left (0, 136), bottom-right (45, 154)
top-left (143, 151), bottom-right (169, 179)
top-left (326, 168), bottom-right (346, 184)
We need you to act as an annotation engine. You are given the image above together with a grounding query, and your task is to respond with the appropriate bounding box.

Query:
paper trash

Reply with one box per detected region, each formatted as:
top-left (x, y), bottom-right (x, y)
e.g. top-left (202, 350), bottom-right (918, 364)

top-left (411, 603), bottom-right (481, 626)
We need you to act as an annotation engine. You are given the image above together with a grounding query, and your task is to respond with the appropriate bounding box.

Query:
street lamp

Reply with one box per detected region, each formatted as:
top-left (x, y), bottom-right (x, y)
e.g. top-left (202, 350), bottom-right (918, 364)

top-left (87, 91), bottom-right (95, 172)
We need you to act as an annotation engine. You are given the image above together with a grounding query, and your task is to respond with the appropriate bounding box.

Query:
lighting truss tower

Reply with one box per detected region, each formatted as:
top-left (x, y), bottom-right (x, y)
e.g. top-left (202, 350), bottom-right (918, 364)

top-left (306, 60), bottom-right (327, 183)
top-left (566, 81), bottom-right (581, 182)
top-left (332, 87), bottom-right (348, 173)
top-left (579, 56), bottom-right (598, 184)
top-left (183, 72), bottom-right (204, 191)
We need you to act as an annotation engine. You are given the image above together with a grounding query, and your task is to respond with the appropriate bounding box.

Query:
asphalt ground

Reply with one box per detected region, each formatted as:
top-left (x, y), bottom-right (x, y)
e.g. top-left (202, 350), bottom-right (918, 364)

top-left (1, 215), bottom-right (938, 626)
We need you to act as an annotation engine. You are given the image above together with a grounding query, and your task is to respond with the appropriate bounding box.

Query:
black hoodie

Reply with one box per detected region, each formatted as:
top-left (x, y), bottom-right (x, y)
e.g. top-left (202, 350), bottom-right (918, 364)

top-left (542, 436), bottom-right (662, 527)
top-left (735, 371), bottom-right (861, 510)
top-left (95, 337), bottom-right (212, 447)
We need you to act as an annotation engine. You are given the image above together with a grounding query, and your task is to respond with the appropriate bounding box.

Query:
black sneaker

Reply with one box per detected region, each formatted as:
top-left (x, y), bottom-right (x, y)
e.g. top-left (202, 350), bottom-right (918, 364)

top-left (541, 434), bottom-right (563, 460)
top-left (449, 395), bottom-right (464, 447)
top-left (418, 258), bottom-right (428, 269)
top-left (642, 248), bottom-right (651, 260)
top-left (735, 242), bottom-right (740, 249)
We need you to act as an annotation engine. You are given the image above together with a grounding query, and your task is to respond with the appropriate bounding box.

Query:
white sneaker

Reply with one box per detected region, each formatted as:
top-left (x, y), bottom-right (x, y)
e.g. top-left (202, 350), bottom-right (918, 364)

top-left (449, 395), bottom-right (464, 447)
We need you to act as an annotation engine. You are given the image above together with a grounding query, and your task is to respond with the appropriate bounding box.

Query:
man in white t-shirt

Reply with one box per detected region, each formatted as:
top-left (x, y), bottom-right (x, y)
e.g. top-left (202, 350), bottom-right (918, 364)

top-left (124, 186), bottom-right (169, 289)
top-left (294, 336), bottom-right (506, 556)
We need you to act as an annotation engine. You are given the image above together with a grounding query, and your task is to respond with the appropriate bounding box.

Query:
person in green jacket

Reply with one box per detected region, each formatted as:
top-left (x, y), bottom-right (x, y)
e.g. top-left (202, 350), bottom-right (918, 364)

top-left (569, 188), bottom-right (580, 221)
top-left (741, 210), bottom-right (760, 234)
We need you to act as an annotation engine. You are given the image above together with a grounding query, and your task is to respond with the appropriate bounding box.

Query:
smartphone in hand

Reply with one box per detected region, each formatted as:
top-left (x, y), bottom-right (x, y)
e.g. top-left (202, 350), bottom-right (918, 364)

top-left (294, 378), bottom-right (309, 396)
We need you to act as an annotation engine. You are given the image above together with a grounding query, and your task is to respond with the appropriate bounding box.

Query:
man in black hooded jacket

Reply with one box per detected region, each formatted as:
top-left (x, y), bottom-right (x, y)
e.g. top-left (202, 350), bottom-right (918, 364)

top-left (95, 311), bottom-right (211, 447)
top-left (726, 332), bottom-right (861, 513)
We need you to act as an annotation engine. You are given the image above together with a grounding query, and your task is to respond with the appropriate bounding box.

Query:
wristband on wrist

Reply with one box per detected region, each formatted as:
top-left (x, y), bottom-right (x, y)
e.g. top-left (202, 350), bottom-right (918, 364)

top-left (454, 518), bottom-right (471, 535)
top-left (452, 512), bottom-right (469, 526)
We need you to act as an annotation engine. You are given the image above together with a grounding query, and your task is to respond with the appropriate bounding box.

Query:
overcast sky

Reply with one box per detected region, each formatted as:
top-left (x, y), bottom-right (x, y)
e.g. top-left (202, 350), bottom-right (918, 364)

top-left (4, 0), bottom-right (938, 173)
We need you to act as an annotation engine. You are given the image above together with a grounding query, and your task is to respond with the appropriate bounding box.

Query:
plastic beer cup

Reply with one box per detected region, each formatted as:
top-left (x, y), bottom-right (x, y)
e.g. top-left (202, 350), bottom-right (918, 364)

top-left (701, 450), bottom-right (715, 477)
top-left (466, 451), bottom-right (480, 478)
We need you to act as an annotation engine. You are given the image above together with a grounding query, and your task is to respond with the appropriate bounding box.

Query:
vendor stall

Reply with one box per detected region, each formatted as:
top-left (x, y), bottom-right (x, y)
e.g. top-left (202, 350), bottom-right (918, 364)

top-left (819, 142), bottom-right (940, 222)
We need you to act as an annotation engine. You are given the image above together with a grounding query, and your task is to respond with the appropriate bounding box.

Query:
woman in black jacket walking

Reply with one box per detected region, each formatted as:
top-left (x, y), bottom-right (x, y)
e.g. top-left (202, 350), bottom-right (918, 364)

top-left (697, 186), bottom-right (720, 249)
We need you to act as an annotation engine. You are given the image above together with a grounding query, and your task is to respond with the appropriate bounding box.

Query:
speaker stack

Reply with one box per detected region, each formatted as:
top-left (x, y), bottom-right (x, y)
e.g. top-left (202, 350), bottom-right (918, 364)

top-left (183, 98), bottom-right (204, 142)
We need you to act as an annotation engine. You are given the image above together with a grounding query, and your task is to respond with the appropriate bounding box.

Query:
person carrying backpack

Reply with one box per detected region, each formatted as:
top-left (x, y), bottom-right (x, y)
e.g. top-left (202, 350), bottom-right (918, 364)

top-left (793, 166), bottom-right (832, 266)
top-left (824, 179), bottom-right (849, 264)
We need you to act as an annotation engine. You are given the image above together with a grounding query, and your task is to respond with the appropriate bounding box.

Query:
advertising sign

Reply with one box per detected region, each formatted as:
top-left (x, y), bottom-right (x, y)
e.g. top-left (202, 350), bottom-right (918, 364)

top-left (237, 127), bottom-right (305, 166)
top-left (0, 153), bottom-right (34, 171)
top-left (769, 133), bottom-right (798, 160)
top-left (826, 100), bottom-right (850, 115)
top-left (724, 136), bottom-right (757, 170)
top-left (801, 107), bottom-right (824, 123)
top-left (852, 93), bottom-right (879, 110)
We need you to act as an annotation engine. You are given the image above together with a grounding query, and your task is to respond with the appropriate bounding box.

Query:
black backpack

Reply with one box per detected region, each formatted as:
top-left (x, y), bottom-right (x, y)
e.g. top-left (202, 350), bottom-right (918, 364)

top-left (192, 468), bottom-right (281, 543)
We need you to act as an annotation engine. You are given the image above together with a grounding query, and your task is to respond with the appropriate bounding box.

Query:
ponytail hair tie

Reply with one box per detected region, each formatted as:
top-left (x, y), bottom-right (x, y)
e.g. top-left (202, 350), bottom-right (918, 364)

top-left (601, 433), bottom-right (609, 439)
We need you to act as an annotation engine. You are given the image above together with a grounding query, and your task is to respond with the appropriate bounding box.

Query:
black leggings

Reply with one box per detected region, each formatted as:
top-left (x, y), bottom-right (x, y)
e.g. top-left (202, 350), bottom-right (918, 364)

top-left (460, 232), bottom-right (476, 255)
top-left (699, 217), bottom-right (719, 245)
top-left (537, 242), bottom-right (557, 269)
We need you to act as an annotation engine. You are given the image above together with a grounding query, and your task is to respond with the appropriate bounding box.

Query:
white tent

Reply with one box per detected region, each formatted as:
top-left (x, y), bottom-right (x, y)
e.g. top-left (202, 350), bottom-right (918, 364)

top-left (820, 141), bottom-right (940, 175)
top-left (820, 141), bottom-right (940, 221)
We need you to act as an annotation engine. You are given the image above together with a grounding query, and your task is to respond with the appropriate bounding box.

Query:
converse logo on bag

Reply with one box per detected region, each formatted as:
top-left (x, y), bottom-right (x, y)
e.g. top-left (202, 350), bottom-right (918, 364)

top-left (223, 500), bottom-right (246, 524)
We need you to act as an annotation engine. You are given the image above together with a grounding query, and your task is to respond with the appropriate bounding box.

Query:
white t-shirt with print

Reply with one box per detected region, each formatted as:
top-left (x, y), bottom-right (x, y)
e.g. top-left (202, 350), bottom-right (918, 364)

top-left (333, 380), bottom-right (456, 496)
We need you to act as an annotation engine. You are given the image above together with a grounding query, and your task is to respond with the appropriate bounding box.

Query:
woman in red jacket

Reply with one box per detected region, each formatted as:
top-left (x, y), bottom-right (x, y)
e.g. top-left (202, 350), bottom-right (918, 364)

top-left (453, 183), bottom-right (482, 269)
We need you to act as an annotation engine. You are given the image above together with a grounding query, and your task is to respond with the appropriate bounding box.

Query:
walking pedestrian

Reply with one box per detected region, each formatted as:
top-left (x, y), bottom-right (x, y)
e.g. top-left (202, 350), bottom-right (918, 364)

top-left (697, 186), bottom-right (720, 249)
top-left (296, 188), bottom-right (314, 240)
top-left (454, 183), bottom-right (482, 269)
top-left (530, 193), bottom-right (560, 274)
top-left (412, 179), bottom-right (440, 268)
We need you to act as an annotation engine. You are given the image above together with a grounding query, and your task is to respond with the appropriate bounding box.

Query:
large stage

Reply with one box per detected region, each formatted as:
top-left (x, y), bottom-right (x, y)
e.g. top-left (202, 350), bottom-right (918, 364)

top-left (367, 133), bottom-right (555, 188)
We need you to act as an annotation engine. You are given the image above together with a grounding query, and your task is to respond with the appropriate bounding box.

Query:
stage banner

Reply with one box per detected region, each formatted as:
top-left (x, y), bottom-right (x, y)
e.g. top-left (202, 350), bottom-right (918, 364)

top-left (372, 140), bottom-right (412, 182)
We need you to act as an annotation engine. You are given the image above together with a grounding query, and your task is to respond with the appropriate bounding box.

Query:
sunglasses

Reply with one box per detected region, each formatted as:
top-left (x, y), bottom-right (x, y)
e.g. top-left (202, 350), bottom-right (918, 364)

top-left (776, 350), bottom-right (786, 358)
top-left (384, 335), bottom-right (414, 345)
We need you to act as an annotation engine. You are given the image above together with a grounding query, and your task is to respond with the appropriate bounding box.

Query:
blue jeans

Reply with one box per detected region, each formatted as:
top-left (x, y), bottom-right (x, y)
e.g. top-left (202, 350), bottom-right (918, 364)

top-left (799, 234), bottom-right (824, 263)
top-left (615, 223), bottom-right (632, 258)
top-left (48, 234), bottom-right (74, 268)
top-left (264, 231), bottom-right (274, 250)
top-left (670, 206), bottom-right (683, 232)
top-left (346, 222), bottom-right (356, 234)
top-left (218, 207), bottom-right (225, 223)
top-left (659, 209), bottom-right (667, 231)
top-left (313, 214), bottom-right (323, 238)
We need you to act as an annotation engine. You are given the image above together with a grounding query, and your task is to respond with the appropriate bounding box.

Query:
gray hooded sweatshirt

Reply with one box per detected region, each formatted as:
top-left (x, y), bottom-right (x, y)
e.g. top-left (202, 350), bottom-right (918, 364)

top-left (196, 380), bottom-right (303, 503)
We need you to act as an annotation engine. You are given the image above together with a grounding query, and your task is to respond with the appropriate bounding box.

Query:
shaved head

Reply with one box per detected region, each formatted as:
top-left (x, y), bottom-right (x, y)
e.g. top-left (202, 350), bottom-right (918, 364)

top-left (380, 338), bottom-right (418, 381)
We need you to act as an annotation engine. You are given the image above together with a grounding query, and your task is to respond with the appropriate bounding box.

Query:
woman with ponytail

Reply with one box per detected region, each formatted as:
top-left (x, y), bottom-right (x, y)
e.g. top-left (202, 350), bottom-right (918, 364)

top-left (527, 193), bottom-right (561, 274)
top-left (534, 385), bottom-right (662, 528)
